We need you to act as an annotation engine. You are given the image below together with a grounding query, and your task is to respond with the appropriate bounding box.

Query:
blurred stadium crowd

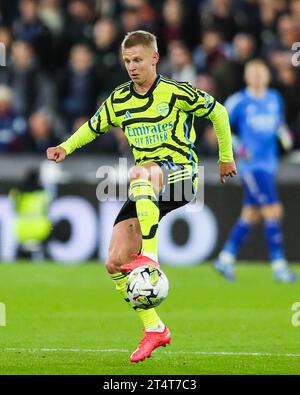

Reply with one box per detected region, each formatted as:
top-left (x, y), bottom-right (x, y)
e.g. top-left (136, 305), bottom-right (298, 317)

top-left (0, 0), bottom-right (300, 156)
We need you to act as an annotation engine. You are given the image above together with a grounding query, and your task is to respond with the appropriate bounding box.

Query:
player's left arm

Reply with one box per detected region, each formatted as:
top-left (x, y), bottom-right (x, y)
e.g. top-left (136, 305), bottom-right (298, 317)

top-left (179, 86), bottom-right (237, 183)
top-left (276, 92), bottom-right (293, 151)
top-left (207, 101), bottom-right (237, 183)
top-left (277, 124), bottom-right (293, 151)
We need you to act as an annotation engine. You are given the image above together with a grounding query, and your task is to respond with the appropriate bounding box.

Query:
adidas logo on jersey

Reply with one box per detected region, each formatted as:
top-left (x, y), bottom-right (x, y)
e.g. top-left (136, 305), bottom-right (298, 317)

top-left (124, 111), bottom-right (132, 119)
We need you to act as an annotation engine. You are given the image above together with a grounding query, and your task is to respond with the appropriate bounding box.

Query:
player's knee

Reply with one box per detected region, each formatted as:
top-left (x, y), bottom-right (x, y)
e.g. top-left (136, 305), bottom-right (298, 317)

top-left (105, 259), bottom-right (118, 274)
top-left (261, 204), bottom-right (283, 220)
top-left (106, 247), bottom-right (136, 274)
top-left (129, 166), bottom-right (149, 181)
top-left (279, 204), bottom-right (284, 218)
top-left (106, 255), bottom-right (125, 274)
top-left (241, 207), bottom-right (261, 224)
top-left (147, 165), bottom-right (163, 188)
top-left (129, 165), bottom-right (162, 191)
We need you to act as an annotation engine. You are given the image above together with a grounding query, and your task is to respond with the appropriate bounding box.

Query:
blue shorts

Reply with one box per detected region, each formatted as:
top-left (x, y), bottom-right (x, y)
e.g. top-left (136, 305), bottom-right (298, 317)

top-left (242, 170), bottom-right (279, 207)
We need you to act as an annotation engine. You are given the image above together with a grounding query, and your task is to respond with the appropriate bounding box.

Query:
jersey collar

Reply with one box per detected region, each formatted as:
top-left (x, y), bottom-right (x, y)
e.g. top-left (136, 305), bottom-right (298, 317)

top-left (130, 74), bottom-right (161, 98)
top-left (245, 87), bottom-right (268, 101)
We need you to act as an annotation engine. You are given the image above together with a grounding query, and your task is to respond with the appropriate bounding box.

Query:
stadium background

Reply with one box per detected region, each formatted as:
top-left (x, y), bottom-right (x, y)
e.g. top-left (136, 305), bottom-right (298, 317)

top-left (0, 0), bottom-right (300, 265)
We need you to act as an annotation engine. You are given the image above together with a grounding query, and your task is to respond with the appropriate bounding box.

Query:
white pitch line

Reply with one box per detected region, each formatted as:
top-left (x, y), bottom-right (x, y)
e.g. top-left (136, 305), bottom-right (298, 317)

top-left (166, 351), bottom-right (300, 358)
top-left (1, 348), bottom-right (300, 358)
top-left (2, 347), bottom-right (128, 353)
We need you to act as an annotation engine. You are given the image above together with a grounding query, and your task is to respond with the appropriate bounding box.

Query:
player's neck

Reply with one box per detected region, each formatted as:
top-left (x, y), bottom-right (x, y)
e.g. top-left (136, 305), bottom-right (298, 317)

top-left (133, 73), bottom-right (158, 95)
top-left (247, 87), bottom-right (267, 98)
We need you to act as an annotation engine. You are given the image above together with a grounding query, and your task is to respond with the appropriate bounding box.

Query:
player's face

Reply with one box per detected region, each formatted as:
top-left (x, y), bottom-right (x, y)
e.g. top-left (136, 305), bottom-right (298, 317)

top-left (122, 44), bottom-right (159, 85)
top-left (245, 64), bottom-right (270, 91)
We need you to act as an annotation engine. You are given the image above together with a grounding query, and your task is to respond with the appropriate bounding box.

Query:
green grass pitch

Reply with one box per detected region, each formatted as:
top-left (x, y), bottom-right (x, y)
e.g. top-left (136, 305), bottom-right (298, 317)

top-left (0, 262), bottom-right (300, 375)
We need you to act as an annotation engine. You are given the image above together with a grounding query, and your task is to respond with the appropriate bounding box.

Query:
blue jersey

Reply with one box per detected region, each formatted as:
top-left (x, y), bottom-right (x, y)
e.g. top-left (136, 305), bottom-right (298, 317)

top-left (225, 88), bottom-right (284, 175)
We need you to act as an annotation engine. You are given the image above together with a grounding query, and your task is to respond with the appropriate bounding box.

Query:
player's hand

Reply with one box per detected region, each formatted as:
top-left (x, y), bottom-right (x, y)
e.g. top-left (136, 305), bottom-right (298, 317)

top-left (218, 160), bottom-right (237, 184)
top-left (47, 146), bottom-right (66, 163)
top-left (278, 125), bottom-right (293, 151)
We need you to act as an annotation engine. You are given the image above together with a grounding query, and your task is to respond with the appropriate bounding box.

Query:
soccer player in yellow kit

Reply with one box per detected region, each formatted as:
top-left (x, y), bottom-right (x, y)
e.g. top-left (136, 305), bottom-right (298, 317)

top-left (47, 30), bottom-right (237, 362)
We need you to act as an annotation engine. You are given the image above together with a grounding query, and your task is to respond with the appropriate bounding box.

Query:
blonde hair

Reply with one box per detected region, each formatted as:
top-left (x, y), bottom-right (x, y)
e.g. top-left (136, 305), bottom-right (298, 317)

top-left (121, 30), bottom-right (158, 52)
top-left (245, 59), bottom-right (270, 73)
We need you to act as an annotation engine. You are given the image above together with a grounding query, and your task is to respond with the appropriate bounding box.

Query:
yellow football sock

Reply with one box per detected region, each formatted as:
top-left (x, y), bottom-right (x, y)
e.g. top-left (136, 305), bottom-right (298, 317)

top-left (110, 272), bottom-right (161, 329)
top-left (129, 179), bottom-right (160, 259)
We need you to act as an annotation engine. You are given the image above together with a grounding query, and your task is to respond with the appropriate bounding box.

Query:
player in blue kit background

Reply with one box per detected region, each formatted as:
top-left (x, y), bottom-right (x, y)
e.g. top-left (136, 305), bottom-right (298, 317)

top-left (215, 59), bottom-right (297, 282)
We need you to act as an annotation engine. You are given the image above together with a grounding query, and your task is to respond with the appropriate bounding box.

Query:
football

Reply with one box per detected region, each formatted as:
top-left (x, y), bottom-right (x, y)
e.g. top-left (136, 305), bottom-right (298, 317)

top-left (126, 265), bottom-right (169, 309)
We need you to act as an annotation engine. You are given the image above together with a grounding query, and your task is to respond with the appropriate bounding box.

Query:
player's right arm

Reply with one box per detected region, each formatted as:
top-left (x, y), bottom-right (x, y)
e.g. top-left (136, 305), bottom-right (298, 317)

top-left (47, 95), bottom-right (117, 162)
top-left (47, 146), bottom-right (67, 163)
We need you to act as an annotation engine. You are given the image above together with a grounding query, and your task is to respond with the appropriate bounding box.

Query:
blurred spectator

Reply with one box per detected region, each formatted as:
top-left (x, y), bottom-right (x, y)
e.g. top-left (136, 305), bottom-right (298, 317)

top-left (258, 0), bottom-right (288, 46)
top-left (93, 17), bottom-right (119, 53)
top-left (95, 0), bottom-right (122, 18)
top-left (62, 0), bottom-right (97, 56)
top-left (72, 116), bottom-right (89, 134)
top-left (260, 11), bottom-right (300, 57)
top-left (157, 0), bottom-right (200, 55)
top-left (291, 0), bottom-right (300, 34)
top-left (194, 73), bottom-right (219, 157)
top-left (195, 73), bottom-right (217, 97)
top-left (38, 0), bottom-right (64, 36)
top-left (199, 124), bottom-right (219, 156)
top-left (67, 115), bottom-right (120, 154)
top-left (38, 0), bottom-right (66, 69)
top-left (122, 0), bottom-right (157, 30)
top-left (159, 40), bottom-right (197, 85)
top-left (112, 127), bottom-right (131, 155)
top-left (0, 40), bottom-right (52, 116)
top-left (276, 13), bottom-right (300, 49)
top-left (160, 0), bottom-right (184, 44)
top-left (119, 6), bottom-right (146, 36)
top-left (0, 85), bottom-right (27, 153)
top-left (12, 0), bottom-right (53, 71)
top-left (0, 1), bottom-right (19, 26)
top-left (212, 33), bottom-right (257, 102)
top-left (0, 26), bottom-right (13, 61)
top-left (259, 0), bottom-right (283, 29)
top-left (56, 44), bottom-right (100, 130)
top-left (233, 0), bottom-right (261, 40)
top-left (193, 28), bottom-right (230, 73)
top-left (24, 109), bottom-right (60, 153)
top-left (10, 168), bottom-right (52, 261)
top-left (201, 0), bottom-right (239, 42)
top-left (270, 52), bottom-right (300, 148)
top-left (92, 17), bottom-right (126, 95)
